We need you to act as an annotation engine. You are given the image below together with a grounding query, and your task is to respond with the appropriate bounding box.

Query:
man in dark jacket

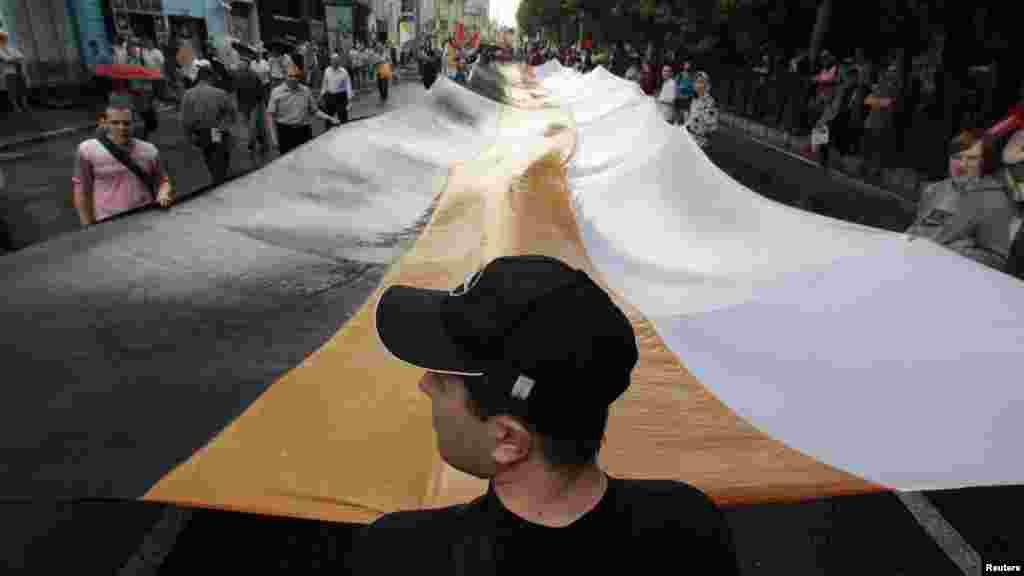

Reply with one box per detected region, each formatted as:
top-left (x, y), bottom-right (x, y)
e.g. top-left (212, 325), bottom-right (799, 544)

top-left (181, 61), bottom-right (238, 185)
top-left (234, 58), bottom-right (268, 156)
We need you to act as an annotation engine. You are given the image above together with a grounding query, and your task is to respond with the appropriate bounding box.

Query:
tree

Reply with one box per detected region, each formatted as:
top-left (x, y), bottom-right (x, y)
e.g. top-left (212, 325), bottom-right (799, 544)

top-left (517, 0), bottom-right (563, 43)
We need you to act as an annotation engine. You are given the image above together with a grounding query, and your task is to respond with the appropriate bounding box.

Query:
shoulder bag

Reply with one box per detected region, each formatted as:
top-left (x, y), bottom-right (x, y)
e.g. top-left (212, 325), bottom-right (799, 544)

top-left (96, 135), bottom-right (158, 201)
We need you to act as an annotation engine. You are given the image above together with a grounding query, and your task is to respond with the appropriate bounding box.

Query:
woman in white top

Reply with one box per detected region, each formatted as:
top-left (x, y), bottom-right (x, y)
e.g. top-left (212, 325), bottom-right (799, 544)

top-left (656, 65), bottom-right (677, 124)
top-left (0, 30), bottom-right (29, 112)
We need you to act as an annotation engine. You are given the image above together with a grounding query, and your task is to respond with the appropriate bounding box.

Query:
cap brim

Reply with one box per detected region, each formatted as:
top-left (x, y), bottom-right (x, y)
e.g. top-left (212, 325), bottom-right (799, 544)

top-left (375, 285), bottom-right (485, 376)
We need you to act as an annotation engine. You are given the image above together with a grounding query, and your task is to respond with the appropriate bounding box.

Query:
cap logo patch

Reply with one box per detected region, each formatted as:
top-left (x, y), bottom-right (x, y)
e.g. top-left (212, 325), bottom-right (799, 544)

top-left (511, 374), bottom-right (536, 400)
top-left (450, 268), bottom-right (483, 297)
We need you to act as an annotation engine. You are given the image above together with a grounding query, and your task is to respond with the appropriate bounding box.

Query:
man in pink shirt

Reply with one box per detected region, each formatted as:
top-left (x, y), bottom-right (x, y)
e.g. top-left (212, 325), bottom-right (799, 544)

top-left (73, 101), bottom-right (174, 226)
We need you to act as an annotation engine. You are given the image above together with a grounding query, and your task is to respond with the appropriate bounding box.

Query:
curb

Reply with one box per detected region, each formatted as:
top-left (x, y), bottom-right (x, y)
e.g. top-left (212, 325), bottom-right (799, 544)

top-left (718, 110), bottom-right (921, 209)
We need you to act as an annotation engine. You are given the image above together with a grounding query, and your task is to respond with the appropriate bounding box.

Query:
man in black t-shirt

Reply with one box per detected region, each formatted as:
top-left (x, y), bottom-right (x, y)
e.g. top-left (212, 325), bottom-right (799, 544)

top-left (354, 255), bottom-right (740, 573)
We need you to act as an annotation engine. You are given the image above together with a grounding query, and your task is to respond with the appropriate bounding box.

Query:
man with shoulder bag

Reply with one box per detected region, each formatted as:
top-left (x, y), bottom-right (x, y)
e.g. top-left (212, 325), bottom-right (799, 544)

top-left (72, 98), bottom-right (174, 227)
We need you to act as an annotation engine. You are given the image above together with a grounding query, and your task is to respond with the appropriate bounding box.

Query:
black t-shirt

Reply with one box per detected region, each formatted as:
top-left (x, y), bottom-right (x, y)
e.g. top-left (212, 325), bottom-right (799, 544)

top-left (346, 476), bottom-right (739, 574)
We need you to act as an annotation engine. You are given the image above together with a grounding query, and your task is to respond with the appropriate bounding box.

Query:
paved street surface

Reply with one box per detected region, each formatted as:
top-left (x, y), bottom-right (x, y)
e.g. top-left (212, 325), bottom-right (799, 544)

top-left (1, 72), bottom-right (1018, 575)
top-left (0, 75), bottom-right (425, 252)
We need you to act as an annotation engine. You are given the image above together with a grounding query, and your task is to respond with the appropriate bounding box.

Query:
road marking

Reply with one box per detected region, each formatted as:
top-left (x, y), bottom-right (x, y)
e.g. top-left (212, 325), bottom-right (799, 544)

top-left (896, 491), bottom-right (981, 576)
top-left (117, 505), bottom-right (194, 574)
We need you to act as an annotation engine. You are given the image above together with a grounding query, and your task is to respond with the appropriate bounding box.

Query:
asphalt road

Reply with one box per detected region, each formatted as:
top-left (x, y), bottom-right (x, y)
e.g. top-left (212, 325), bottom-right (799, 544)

top-left (0, 75), bottom-right (425, 252)
top-left (1, 75), bottom-right (1018, 575)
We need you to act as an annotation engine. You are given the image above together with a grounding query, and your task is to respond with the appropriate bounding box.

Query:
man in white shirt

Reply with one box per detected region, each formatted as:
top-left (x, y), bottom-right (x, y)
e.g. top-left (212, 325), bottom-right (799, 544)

top-left (142, 37), bottom-right (166, 101)
top-left (320, 53), bottom-right (353, 124)
top-left (268, 47), bottom-right (294, 88)
top-left (250, 50), bottom-right (271, 85)
top-left (656, 65), bottom-right (677, 124)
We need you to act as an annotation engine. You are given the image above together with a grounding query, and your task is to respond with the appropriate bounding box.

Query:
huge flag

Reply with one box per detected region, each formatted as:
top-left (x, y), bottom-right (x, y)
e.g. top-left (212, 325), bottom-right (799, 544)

top-left (1, 61), bottom-right (1022, 524)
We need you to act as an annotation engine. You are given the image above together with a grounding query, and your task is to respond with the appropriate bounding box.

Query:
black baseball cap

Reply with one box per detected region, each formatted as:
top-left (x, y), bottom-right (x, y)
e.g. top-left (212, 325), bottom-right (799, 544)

top-left (375, 255), bottom-right (639, 436)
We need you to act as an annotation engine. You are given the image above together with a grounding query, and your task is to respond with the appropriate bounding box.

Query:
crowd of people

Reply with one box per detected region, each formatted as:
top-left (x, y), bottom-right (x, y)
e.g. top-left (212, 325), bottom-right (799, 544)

top-left (525, 42), bottom-right (720, 150)
top-left (523, 38), bottom-right (1024, 280)
top-left (742, 43), bottom-right (1024, 280)
top-left (73, 32), bottom-right (411, 229)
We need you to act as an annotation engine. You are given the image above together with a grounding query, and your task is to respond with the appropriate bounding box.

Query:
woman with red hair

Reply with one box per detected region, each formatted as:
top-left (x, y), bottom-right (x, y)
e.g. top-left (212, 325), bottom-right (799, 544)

top-left (906, 130), bottom-right (1002, 249)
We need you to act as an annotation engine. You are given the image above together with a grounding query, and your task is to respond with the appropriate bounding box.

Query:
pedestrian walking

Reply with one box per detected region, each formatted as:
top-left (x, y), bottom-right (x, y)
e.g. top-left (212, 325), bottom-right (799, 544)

top-left (72, 97), bottom-right (174, 227)
top-left (0, 30), bottom-right (31, 112)
top-left (143, 37), bottom-right (167, 102)
top-left (421, 47), bottom-right (439, 90)
top-left (268, 47), bottom-right (294, 89)
top-left (656, 65), bottom-right (677, 124)
top-left (375, 47), bottom-right (393, 103)
top-left (267, 63), bottom-right (340, 156)
top-left (235, 57), bottom-right (269, 156)
top-left (320, 53), bottom-right (353, 125)
top-left (126, 38), bottom-right (159, 140)
top-left (181, 61), bottom-right (238, 186)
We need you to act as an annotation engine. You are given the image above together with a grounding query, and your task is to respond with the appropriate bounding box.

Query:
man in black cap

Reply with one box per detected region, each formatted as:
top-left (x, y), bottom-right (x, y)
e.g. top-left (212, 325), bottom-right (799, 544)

top-left (352, 255), bottom-right (739, 573)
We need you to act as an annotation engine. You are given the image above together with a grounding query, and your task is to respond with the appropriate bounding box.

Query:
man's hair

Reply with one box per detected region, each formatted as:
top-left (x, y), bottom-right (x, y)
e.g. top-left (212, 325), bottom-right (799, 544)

top-left (460, 375), bottom-right (608, 473)
top-left (949, 129), bottom-right (995, 175)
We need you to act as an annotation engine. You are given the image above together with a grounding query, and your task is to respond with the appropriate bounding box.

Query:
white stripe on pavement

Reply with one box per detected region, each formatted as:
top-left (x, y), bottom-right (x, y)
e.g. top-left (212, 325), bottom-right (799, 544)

top-left (896, 491), bottom-right (981, 576)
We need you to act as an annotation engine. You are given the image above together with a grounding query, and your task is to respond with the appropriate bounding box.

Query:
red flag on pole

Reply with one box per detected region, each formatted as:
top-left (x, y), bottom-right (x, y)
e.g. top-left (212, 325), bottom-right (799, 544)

top-left (455, 22), bottom-right (465, 48)
top-left (987, 103), bottom-right (1024, 138)
top-left (470, 32), bottom-right (481, 50)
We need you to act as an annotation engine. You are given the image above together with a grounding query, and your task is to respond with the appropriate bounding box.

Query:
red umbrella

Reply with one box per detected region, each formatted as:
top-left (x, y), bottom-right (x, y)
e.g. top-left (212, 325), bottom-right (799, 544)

top-left (94, 63), bottom-right (163, 81)
top-left (455, 22), bottom-right (465, 48)
top-left (987, 103), bottom-right (1024, 138)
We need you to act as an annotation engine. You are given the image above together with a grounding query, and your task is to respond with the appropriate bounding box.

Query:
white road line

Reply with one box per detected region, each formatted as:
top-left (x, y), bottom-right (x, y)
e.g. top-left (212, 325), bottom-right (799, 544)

top-left (896, 491), bottom-right (981, 576)
top-left (117, 506), bottom-right (194, 575)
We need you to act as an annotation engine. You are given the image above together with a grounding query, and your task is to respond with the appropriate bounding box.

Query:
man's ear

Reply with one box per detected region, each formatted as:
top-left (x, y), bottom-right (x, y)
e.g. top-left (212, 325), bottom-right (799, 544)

top-left (490, 415), bottom-right (531, 466)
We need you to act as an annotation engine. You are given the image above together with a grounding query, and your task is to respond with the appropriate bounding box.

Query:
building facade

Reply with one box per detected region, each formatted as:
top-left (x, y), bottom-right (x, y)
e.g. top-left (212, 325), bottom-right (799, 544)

top-left (1, 0), bottom-right (83, 89)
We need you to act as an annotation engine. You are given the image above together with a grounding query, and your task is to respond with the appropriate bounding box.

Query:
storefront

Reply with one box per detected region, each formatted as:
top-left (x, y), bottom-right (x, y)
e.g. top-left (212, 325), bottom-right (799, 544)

top-left (162, 0), bottom-right (208, 59)
top-left (110, 0), bottom-right (166, 42)
top-left (259, 3), bottom-right (309, 45)
top-left (1, 0), bottom-right (83, 89)
top-left (325, 0), bottom-right (355, 54)
top-left (227, 0), bottom-right (259, 45)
